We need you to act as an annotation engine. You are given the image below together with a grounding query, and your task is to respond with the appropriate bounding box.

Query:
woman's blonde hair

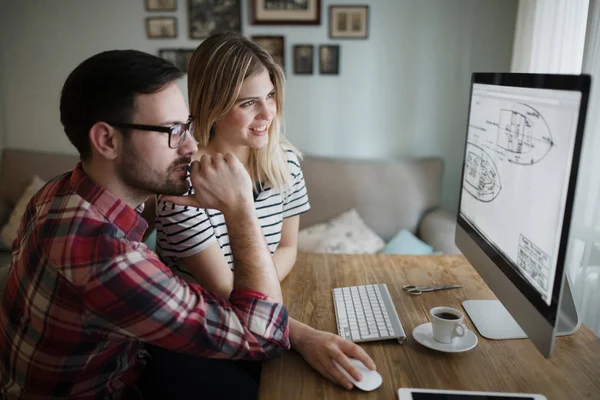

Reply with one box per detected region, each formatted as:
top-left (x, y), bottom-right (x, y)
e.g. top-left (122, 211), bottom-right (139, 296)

top-left (187, 31), bottom-right (300, 195)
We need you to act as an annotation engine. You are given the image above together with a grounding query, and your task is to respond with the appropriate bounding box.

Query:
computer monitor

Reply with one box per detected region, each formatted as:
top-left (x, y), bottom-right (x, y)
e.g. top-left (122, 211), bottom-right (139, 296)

top-left (455, 73), bottom-right (591, 358)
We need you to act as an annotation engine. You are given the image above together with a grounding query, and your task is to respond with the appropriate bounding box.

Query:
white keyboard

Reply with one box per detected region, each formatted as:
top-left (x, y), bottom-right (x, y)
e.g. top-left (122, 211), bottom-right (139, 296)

top-left (333, 284), bottom-right (407, 344)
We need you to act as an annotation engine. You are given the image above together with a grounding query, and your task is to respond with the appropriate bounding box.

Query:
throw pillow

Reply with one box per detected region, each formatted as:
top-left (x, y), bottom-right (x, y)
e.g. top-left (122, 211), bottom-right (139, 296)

top-left (0, 175), bottom-right (46, 249)
top-left (297, 222), bottom-right (328, 252)
top-left (298, 209), bottom-right (385, 254)
top-left (144, 229), bottom-right (157, 251)
top-left (380, 229), bottom-right (434, 255)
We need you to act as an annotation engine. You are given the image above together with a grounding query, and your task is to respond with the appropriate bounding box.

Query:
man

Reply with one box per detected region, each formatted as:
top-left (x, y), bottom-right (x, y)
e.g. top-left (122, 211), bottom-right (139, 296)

top-left (0, 49), bottom-right (376, 400)
top-left (0, 50), bottom-right (289, 399)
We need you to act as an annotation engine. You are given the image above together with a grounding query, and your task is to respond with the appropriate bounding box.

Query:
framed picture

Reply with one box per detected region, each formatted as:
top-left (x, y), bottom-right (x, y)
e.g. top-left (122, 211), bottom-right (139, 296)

top-left (146, 17), bottom-right (177, 38)
top-left (329, 5), bottom-right (369, 39)
top-left (252, 36), bottom-right (285, 72)
top-left (251, 0), bottom-right (321, 25)
top-left (188, 0), bottom-right (241, 39)
top-left (293, 45), bottom-right (313, 75)
top-left (145, 0), bottom-right (177, 11)
top-left (158, 48), bottom-right (196, 73)
top-left (319, 45), bottom-right (339, 75)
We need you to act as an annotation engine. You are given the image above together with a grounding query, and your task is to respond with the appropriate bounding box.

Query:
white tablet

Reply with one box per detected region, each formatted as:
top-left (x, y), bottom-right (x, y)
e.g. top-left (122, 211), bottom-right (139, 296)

top-left (398, 388), bottom-right (548, 400)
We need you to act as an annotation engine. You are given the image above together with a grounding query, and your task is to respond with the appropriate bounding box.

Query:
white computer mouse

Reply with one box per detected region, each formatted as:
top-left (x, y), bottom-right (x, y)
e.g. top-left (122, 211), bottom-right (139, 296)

top-left (333, 358), bottom-right (382, 391)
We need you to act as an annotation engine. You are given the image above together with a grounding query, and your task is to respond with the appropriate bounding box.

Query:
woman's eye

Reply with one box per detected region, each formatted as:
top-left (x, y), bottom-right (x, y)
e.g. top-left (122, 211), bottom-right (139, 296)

top-left (241, 100), bottom-right (254, 107)
top-left (267, 91), bottom-right (276, 99)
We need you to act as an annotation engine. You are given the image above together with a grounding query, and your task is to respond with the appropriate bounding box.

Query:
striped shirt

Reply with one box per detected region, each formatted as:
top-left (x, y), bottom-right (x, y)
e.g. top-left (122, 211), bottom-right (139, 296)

top-left (156, 150), bottom-right (310, 280)
top-left (0, 163), bottom-right (290, 400)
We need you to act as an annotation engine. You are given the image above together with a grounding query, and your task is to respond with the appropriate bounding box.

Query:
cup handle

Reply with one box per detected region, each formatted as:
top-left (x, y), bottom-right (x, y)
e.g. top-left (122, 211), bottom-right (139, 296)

top-left (453, 323), bottom-right (467, 339)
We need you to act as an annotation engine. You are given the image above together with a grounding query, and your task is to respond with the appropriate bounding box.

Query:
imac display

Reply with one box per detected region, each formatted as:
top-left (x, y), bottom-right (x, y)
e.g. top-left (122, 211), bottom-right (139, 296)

top-left (455, 73), bottom-right (591, 357)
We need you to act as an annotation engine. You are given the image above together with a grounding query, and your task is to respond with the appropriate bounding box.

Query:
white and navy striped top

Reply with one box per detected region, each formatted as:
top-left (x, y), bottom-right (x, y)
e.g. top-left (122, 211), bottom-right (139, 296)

top-left (155, 150), bottom-right (310, 281)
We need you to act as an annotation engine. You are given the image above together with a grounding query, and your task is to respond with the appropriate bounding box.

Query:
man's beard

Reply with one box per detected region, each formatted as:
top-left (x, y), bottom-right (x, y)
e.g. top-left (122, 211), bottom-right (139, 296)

top-left (118, 139), bottom-right (190, 196)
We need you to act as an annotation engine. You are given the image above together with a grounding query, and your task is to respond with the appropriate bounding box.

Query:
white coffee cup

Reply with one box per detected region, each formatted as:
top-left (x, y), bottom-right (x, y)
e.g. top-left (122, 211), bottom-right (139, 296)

top-left (430, 306), bottom-right (467, 344)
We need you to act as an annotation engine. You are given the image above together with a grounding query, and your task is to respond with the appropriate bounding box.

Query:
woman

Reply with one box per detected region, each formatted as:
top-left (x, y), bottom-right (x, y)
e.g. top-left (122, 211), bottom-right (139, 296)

top-left (154, 32), bottom-right (375, 395)
top-left (157, 32), bottom-right (307, 288)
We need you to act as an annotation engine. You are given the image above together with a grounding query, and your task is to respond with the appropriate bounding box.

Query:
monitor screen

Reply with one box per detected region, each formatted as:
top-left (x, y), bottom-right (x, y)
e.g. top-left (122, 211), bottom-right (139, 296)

top-left (458, 79), bottom-right (584, 316)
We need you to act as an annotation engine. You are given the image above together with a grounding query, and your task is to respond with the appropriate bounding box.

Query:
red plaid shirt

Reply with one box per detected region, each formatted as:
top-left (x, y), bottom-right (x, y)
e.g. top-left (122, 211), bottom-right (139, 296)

top-left (0, 163), bottom-right (290, 399)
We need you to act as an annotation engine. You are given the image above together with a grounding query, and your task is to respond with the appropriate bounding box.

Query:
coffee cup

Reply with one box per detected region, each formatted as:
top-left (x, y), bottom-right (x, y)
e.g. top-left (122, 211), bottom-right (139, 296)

top-left (430, 306), bottom-right (467, 344)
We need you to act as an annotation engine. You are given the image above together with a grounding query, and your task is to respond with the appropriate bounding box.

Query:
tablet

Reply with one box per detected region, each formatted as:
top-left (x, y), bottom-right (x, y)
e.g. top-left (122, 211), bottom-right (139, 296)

top-left (397, 388), bottom-right (548, 400)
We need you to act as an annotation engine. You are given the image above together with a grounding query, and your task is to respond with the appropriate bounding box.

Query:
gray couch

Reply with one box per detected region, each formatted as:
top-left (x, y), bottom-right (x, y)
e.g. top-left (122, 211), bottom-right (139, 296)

top-left (0, 149), bottom-right (460, 270)
top-left (0, 150), bottom-right (80, 296)
top-left (299, 155), bottom-right (460, 254)
top-left (0, 149), bottom-right (80, 267)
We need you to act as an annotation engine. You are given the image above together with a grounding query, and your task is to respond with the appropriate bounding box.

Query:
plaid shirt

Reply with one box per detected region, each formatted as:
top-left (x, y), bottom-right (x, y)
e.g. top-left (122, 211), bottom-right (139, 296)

top-left (0, 163), bottom-right (290, 399)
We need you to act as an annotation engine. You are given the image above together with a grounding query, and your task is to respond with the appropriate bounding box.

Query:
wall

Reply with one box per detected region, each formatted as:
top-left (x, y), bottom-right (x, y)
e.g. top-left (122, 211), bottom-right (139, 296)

top-left (0, 0), bottom-right (517, 212)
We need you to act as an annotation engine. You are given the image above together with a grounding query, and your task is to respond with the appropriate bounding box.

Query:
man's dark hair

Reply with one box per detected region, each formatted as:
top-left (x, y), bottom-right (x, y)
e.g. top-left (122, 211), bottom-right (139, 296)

top-left (60, 50), bottom-right (184, 161)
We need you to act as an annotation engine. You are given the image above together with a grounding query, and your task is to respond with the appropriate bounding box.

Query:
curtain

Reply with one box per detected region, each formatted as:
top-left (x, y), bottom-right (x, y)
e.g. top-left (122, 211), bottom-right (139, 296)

top-left (511, 0), bottom-right (590, 73)
top-left (569, 0), bottom-right (600, 336)
top-left (511, 0), bottom-right (599, 335)
top-left (580, 0), bottom-right (599, 233)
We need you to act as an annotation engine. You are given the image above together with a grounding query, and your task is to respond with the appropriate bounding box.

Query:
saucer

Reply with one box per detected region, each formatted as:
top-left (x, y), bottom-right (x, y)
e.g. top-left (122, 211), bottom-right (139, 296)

top-left (412, 322), bottom-right (478, 353)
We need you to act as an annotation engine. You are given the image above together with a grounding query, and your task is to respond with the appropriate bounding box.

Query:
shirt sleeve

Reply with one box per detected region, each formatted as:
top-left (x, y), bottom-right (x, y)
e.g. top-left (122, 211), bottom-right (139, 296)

top-left (82, 245), bottom-right (290, 360)
top-left (282, 150), bottom-right (311, 219)
top-left (155, 196), bottom-right (216, 258)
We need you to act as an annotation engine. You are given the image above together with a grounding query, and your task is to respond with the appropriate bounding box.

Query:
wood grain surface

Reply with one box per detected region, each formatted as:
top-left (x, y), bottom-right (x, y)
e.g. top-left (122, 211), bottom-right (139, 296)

top-left (259, 253), bottom-right (600, 400)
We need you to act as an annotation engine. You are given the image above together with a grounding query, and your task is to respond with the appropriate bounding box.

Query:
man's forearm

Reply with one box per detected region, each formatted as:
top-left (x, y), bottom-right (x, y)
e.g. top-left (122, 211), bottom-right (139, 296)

top-left (288, 318), bottom-right (315, 352)
top-left (225, 205), bottom-right (282, 302)
top-left (85, 255), bottom-right (290, 360)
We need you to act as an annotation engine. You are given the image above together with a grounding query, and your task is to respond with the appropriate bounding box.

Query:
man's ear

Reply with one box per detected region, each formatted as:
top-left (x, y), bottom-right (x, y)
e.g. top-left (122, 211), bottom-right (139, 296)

top-left (89, 122), bottom-right (122, 161)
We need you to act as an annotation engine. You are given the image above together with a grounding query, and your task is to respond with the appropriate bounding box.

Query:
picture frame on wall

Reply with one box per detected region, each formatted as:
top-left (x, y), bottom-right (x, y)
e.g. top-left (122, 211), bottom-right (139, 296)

top-left (158, 48), bottom-right (196, 73)
top-left (329, 5), bottom-right (369, 39)
top-left (319, 45), bottom-right (339, 75)
top-left (188, 0), bottom-right (241, 39)
top-left (252, 36), bottom-right (285, 72)
top-left (145, 0), bottom-right (177, 11)
top-left (146, 17), bottom-right (177, 39)
top-left (251, 0), bottom-right (321, 25)
top-left (293, 45), bottom-right (313, 75)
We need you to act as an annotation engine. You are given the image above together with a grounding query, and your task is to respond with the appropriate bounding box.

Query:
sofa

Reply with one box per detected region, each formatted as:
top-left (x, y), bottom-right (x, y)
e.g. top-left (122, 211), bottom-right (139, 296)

top-left (0, 149), bottom-right (460, 293)
top-left (0, 149), bottom-right (80, 267)
top-left (298, 154), bottom-right (460, 255)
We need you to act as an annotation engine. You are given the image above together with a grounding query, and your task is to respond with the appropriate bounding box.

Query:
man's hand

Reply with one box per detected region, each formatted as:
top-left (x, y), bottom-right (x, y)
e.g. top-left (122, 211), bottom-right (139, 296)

top-left (162, 153), bottom-right (253, 215)
top-left (162, 153), bottom-right (283, 302)
top-left (293, 325), bottom-right (376, 390)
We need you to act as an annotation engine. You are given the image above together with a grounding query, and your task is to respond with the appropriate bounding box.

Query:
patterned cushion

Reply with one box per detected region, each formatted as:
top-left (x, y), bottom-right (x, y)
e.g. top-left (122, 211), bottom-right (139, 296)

top-left (298, 209), bottom-right (385, 254)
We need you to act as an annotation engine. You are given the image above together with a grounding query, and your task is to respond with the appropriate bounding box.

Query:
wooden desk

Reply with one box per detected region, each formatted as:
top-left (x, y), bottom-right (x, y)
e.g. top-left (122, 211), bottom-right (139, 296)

top-left (259, 254), bottom-right (600, 399)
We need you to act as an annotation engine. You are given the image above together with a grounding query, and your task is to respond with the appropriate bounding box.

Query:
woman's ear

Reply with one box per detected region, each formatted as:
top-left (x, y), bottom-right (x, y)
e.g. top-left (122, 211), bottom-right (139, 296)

top-left (89, 122), bottom-right (121, 161)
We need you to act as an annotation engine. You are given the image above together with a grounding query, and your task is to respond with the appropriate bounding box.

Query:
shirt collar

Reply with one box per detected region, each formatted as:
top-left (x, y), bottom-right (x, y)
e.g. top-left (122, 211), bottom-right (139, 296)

top-left (69, 162), bottom-right (148, 241)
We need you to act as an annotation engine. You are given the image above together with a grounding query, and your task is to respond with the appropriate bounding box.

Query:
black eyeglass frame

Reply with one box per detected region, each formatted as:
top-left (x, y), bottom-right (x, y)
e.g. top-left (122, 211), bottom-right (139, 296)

top-left (106, 115), bottom-right (195, 149)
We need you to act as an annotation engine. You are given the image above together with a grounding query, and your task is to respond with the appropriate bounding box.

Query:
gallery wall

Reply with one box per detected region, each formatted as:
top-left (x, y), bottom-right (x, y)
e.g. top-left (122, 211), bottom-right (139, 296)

top-left (0, 0), bottom-right (518, 212)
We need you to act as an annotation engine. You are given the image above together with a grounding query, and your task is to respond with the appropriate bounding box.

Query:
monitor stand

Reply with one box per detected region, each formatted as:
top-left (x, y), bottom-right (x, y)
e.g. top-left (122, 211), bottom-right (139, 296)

top-left (462, 276), bottom-right (581, 340)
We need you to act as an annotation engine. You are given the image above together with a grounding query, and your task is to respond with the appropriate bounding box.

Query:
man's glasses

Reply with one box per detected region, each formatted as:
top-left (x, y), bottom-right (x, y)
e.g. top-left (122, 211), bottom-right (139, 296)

top-left (107, 116), bottom-right (195, 149)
